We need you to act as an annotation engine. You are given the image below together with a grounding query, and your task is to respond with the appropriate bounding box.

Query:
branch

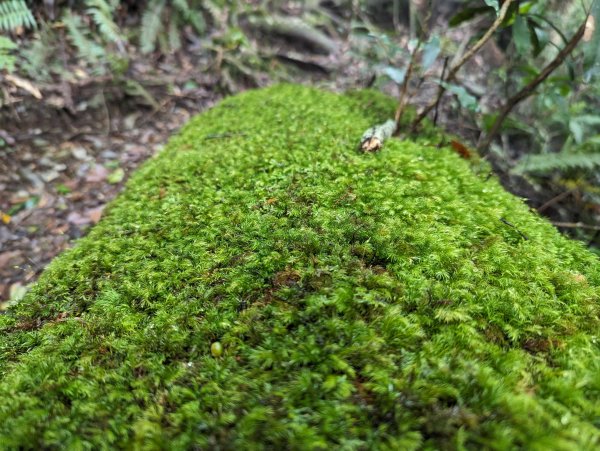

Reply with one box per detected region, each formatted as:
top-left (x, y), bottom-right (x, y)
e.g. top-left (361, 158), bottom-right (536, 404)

top-left (410, 0), bottom-right (515, 132)
top-left (394, 40), bottom-right (422, 128)
top-left (477, 17), bottom-right (588, 152)
top-left (552, 221), bottom-right (600, 231)
top-left (433, 57), bottom-right (449, 126)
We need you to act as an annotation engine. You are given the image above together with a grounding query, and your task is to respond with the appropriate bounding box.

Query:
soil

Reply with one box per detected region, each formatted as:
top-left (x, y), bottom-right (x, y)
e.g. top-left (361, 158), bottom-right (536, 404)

top-left (0, 61), bottom-right (220, 302)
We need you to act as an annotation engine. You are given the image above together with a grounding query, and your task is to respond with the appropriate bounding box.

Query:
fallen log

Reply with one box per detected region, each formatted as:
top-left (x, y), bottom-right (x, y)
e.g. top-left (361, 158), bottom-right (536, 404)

top-left (0, 85), bottom-right (599, 449)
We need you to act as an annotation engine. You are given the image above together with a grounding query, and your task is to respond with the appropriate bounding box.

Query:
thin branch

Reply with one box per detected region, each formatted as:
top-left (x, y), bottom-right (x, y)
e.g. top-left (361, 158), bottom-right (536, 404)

top-left (537, 189), bottom-right (576, 213)
top-left (395, 0), bottom-right (433, 130)
top-left (477, 17), bottom-right (588, 152)
top-left (433, 57), bottom-right (449, 127)
top-left (500, 217), bottom-right (530, 240)
top-left (410, 0), bottom-right (515, 132)
top-left (394, 40), bottom-right (422, 128)
top-left (552, 221), bottom-right (600, 231)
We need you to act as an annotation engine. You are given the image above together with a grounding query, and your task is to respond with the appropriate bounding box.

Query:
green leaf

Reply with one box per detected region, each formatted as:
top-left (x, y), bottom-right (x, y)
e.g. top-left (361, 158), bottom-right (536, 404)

top-left (569, 115), bottom-right (600, 144)
top-left (449, 6), bottom-right (490, 27)
top-left (140, 0), bottom-right (166, 54)
top-left (440, 81), bottom-right (480, 112)
top-left (512, 15), bottom-right (531, 55)
top-left (0, 36), bottom-right (17, 72)
top-left (484, 0), bottom-right (500, 15)
top-left (422, 35), bottom-right (440, 71)
top-left (527, 18), bottom-right (543, 56)
top-left (382, 66), bottom-right (406, 84)
top-left (569, 120), bottom-right (585, 144)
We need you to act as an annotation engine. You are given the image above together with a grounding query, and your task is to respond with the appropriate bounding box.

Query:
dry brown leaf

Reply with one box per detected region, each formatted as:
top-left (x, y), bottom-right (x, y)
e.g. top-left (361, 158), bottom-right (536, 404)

top-left (450, 139), bottom-right (473, 159)
top-left (0, 251), bottom-right (21, 269)
top-left (85, 165), bottom-right (109, 183)
top-left (87, 206), bottom-right (104, 224)
top-left (5, 74), bottom-right (43, 99)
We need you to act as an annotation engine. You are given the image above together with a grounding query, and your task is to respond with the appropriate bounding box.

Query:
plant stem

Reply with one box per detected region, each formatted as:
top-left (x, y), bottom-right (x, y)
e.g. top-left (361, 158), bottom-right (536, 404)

top-left (394, 39), bottom-right (422, 129)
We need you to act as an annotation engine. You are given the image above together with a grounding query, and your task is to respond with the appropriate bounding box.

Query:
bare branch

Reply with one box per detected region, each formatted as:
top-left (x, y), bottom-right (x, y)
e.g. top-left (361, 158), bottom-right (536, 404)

top-left (394, 40), bottom-right (422, 128)
top-left (552, 221), bottom-right (600, 231)
top-left (477, 17), bottom-right (588, 152)
top-left (410, 0), bottom-right (515, 132)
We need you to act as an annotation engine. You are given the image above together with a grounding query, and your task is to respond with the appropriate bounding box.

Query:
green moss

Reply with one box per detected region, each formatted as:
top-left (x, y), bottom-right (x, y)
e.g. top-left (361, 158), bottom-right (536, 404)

top-left (1, 84), bottom-right (599, 449)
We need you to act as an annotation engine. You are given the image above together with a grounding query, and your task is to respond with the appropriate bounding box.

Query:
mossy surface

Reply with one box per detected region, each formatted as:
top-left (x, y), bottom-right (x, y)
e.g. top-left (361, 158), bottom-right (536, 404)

top-left (1, 85), bottom-right (599, 450)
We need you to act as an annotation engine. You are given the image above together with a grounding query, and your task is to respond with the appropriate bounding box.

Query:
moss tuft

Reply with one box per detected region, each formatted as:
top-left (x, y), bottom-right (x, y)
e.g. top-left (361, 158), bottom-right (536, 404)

top-left (1, 85), bottom-right (599, 449)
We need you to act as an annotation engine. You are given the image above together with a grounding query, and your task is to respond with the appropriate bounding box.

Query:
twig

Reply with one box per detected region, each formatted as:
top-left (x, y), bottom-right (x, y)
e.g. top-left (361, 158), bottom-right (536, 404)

top-left (537, 189), bottom-right (576, 213)
top-left (394, 39), bottom-right (422, 128)
top-left (359, 120), bottom-right (397, 152)
top-left (433, 57), bottom-right (449, 127)
top-left (500, 217), bottom-right (530, 240)
top-left (477, 16), bottom-right (588, 152)
top-left (410, 0), bottom-right (515, 132)
top-left (552, 221), bottom-right (600, 231)
top-left (393, 0), bottom-right (401, 33)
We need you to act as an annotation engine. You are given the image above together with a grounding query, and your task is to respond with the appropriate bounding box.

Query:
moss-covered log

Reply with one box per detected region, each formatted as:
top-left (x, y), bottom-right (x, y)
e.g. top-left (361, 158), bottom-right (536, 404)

top-left (1, 85), bottom-right (599, 449)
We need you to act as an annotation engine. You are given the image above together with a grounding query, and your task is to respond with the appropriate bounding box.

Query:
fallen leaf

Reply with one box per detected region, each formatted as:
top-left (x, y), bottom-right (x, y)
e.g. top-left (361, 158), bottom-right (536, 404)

top-left (67, 211), bottom-right (91, 226)
top-left (5, 74), bottom-right (43, 99)
top-left (450, 139), bottom-right (473, 159)
top-left (1, 212), bottom-right (10, 224)
top-left (0, 251), bottom-right (20, 269)
top-left (86, 165), bottom-right (109, 183)
top-left (87, 206), bottom-right (104, 224)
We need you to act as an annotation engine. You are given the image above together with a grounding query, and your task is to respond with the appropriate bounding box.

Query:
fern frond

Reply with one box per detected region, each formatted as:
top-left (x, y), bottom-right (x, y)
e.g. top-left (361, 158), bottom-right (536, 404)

top-left (200, 0), bottom-right (223, 28)
top-left (63, 11), bottom-right (105, 63)
top-left (140, 0), bottom-right (166, 54)
top-left (85, 0), bottom-right (125, 47)
top-left (0, 0), bottom-right (36, 32)
top-left (172, 0), bottom-right (190, 15)
top-left (0, 35), bottom-right (17, 71)
top-left (168, 15), bottom-right (182, 51)
top-left (173, 0), bottom-right (205, 34)
top-left (515, 152), bottom-right (600, 173)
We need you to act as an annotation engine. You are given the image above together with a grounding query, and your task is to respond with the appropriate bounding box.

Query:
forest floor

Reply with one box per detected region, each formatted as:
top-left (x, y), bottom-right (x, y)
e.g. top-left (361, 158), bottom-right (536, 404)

top-left (0, 16), bottom-right (582, 304)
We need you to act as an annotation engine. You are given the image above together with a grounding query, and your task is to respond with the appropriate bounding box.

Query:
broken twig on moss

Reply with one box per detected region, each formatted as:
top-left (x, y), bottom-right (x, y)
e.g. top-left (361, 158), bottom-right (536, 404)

top-left (359, 119), bottom-right (397, 152)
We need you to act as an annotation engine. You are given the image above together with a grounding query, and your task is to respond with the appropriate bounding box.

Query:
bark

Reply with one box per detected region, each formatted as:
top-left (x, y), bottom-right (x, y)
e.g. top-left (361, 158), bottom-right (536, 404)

top-left (359, 119), bottom-right (397, 152)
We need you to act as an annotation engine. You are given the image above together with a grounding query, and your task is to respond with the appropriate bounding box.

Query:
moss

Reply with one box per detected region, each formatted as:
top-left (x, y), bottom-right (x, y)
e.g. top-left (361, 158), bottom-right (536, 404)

top-left (1, 84), bottom-right (599, 449)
